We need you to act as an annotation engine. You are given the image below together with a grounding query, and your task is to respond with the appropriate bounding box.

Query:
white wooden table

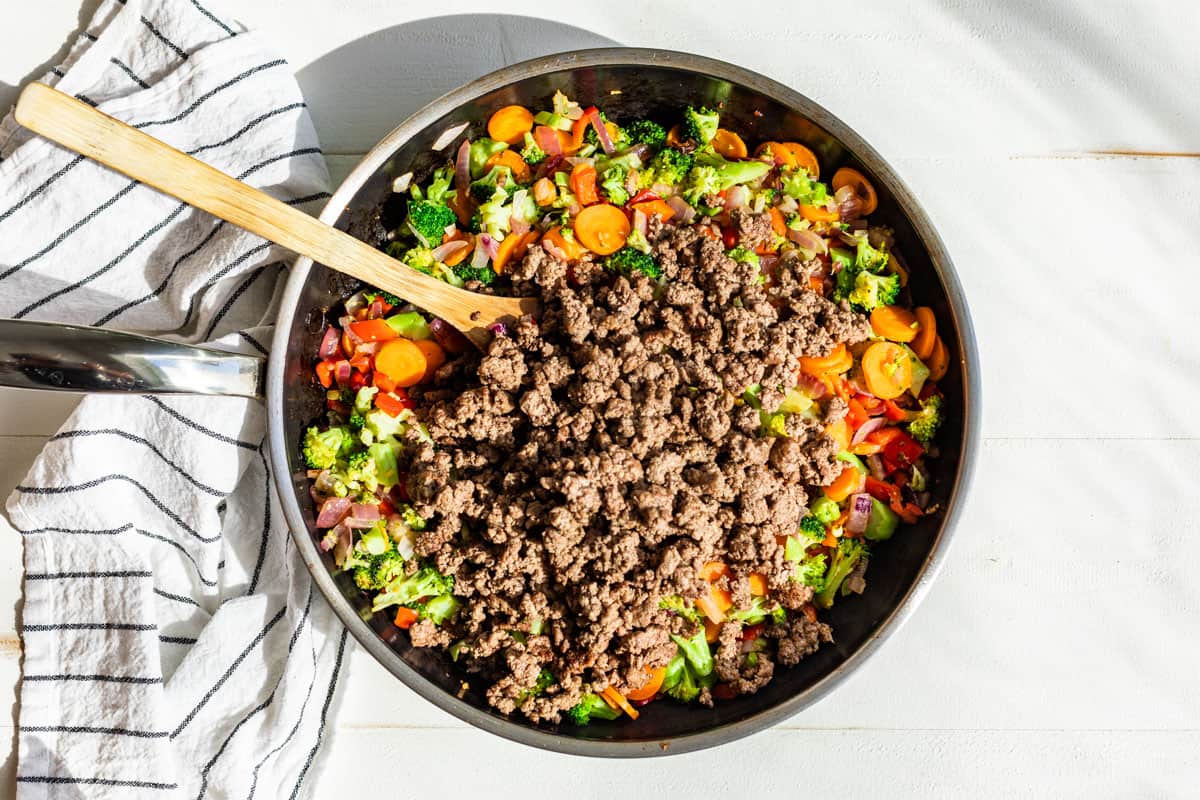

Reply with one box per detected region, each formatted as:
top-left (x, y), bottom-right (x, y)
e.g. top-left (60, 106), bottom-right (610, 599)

top-left (3, 1), bottom-right (1199, 796)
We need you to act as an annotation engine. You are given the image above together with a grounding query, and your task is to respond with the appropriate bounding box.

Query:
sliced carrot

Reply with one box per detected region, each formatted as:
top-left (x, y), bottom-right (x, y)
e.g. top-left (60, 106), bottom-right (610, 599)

top-left (861, 341), bottom-right (914, 400)
top-left (768, 206), bottom-right (788, 236)
top-left (666, 124), bottom-right (684, 147)
top-left (800, 343), bottom-right (852, 377)
top-left (755, 141), bottom-right (798, 169)
top-left (912, 307), bottom-right (938, 360)
top-left (314, 361), bottom-right (334, 388)
top-left (573, 203), bottom-right (630, 256)
top-left (824, 465), bottom-right (863, 503)
top-left (711, 128), bottom-right (748, 158)
top-left (568, 115), bottom-right (589, 154)
top-left (928, 336), bottom-right (950, 381)
top-left (443, 234), bottom-right (473, 267)
top-left (484, 149), bottom-right (531, 183)
top-left (374, 338), bottom-right (428, 388)
top-left (625, 666), bottom-right (668, 702)
top-left (394, 606), bottom-right (419, 629)
top-left (570, 162), bottom-right (600, 206)
top-left (493, 230), bottom-right (538, 275)
top-left (748, 572), bottom-right (768, 596)
top-left (704, 618), bottom-right (722, 644)
top-left (825, 417), bottom-right (852, 451)
top-left (532, 176), bottom-right (556, 206)
top-left (412, 338), bottom-right (446, 382)
top-left (630, 198), bottom-right (675, 221)
top-left (486, 104), bottom-right (534, 145)
top-left (601, 686), bottom-right (639, 720)
top-left (870, 306), bottom-right (919, 343)
top-left (779, 142), bottom-right (820, 177)
top-left (543, 226), bottom-right (587, 262)
top-left (700, 561), bottom-right (731, 582)
top-left (832, 167), bottom-right (877, 215)
top-left (348, 318), bottom-right (398, 342)
top-left (800, 204), bottom-right (839, 223)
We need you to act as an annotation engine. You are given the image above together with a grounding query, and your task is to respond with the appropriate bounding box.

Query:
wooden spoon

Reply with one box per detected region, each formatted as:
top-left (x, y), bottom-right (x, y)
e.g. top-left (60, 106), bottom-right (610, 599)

top-left (13, 82), bottom-right (537, 350)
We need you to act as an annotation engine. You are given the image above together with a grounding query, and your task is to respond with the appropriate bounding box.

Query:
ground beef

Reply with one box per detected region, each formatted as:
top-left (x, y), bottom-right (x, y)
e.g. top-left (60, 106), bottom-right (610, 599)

top-left (399, 223), bottom-right (872, 722)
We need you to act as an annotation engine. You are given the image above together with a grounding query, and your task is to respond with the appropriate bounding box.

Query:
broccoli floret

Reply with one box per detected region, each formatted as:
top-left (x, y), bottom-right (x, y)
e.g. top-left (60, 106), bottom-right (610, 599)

top-left (728, 596), bottom-right (785, 625)
top-left (348, 412), bottom-right (365, 431)
top-left (659, 594), bottom-right (702, 623)
top-left (519, 131), bottom-right (546, 166)
top-left (416, 593), bottom-right (461, 625)
top-left (302, 425), bottom-right (354, 469)
top-left (516, 668), bottom-right (556, 706)
top-left (400, 504), bottom-right (427, 532)
top-left (848, 270), bottom-right (901, 313)
top-left (693, 151), bottom-right (772, 189)
top-left (422, 166), bottom-right (455, 205)
top-left (452, 261), bottom-right (497, 287)
top-left (681, 105), bottom-right (720, 144)
top-left (604, 247), bottom-right (661, 279)
top-left (405, 200), bottom-right (456, 247)
top-left (808, 496), bottom-right (841, 525)
top-left (353, 546), bottom-right (406, 591)
top-left (600, 164), bottom-right (630, 206)
top-left (798, 515), bottom-right (827, 542)
top-left (469, 165), bottom-right (514, 204)
top-left (726, 246), bottom-right (760, 268)
top-left (363, 290), bottom-right (402, 306)
top-left (907, 394), bottom-right (944, 444)
top-left (400, 246), bottom-right (438, 274)
top-left (567, 692), bottom-right (622, 725)
top-left (855, 236), bottom-right (889, 273)
top-left (468, 138), bottom-right (508, 178)
top-left (670, 628), bottom-right (714, 677)
top-left (361, 407), bottom-right (406, 444)
top-left (625, 227), bottom-right (652, 255)
top-left (794, 552), bottom-right (828, 591)
top-left (815, 539), bottom-right (869, 609)
top-left (780, 167), bottom-right (829, 204)
top-left (372, 565), bottom-right (454, 613)
top-left (646, 148), bottom-right (693, 186)
top-left (346, 450), bottom-right (370, 471)
top-left (682, 165), bottom-right (722, 205)
top-left (624, 119), bottom-right (667, 150)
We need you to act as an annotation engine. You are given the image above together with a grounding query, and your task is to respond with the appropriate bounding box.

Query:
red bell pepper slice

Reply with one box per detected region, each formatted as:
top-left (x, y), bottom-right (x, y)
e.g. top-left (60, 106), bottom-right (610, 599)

top-left (348, 318), bottom-right (398, 343)
top-left (393, 607), bottom-right (418, 629)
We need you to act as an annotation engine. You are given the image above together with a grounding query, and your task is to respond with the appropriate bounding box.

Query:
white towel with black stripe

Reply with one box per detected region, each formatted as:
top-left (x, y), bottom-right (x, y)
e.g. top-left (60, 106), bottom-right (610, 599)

top-left (1, 0), bottom-right (351, 797)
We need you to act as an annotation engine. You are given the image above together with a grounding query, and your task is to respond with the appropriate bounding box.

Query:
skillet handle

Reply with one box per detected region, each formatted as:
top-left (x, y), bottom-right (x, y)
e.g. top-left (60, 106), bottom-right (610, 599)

top-left (0, 319), bottom-right (264, 398)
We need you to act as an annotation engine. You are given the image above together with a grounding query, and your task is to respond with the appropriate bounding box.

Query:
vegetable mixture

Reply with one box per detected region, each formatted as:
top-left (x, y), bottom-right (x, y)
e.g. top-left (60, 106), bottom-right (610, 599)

top-left (305, 91), bottom-right (950, 725)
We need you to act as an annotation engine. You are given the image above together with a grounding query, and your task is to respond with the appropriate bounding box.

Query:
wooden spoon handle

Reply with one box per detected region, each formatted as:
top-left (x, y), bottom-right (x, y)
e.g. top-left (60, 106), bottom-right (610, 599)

top-left (13, 82), bottom-right (530, 348)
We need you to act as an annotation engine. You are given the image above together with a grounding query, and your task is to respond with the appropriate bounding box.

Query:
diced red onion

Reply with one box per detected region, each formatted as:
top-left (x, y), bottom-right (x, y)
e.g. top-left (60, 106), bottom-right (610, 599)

top-left (626, 143), bottom-right (651, 167)
top-left (777, 195), bottom-right (799, 214)
top-left (586, 107), bottom-right (616, 155)
top-left (354, 341), bottom-right (381, 357)
top-left (868, 226), bottom-right (894, 249)
top-left (565, 156), bottom-right (595, 167)
top-left (535, 126), bottom-right (562, 156)
top-left (846, 571), bottom-right (867, 595)
top-left (846, 493), bottom-right (873, 535)
top-left (851, 417), bottom-right (886, 446)
top-left (454, 139), bottom-right (472, 192)
top-left (431, 239), bottom-right (470, 263)
top-left (391, 172), bottom-right (413, 194)
top-left (565, 105), bottom-right (584, 121)
top-left (798, 373), bottom-right (827, 399)
top-left (666, 195), bottom-right (697, 224)
top-left (333, 360), bottom-right (352, 385)
top-left (488, 321), bottom-right (510, 337)
top-left (543, 237), bottom-right (569, 261)
top-left (632, 208), bottom-right (648, 239)
top-left (347, 502), bottom-right (381, 524)
top-left (650, 181), bottom-right (673, 197)
top-left (835, 185), bottom-right (864, 220)
top-left (480, 233), bottom-right (500, 260)
top-left (470, 236), bottom-right (490, 270)
top-left (567, 201), bottom-right (582, 217)
top-left (625, 169), bottom-right (641, 194)
top-left (344, 292), bottom-right (367, 315)
top-left (318, 327), bottom-right (340, 360)
top-left (331, 524), bottom-right (351, 566)
top-left (338, 314), bottom-right (356, 331)
top-left (510, 216), bottom-right (531, 237)
top-left (787, 227), bottom-right (827, 255)
top-left (366, 298), bottom-right (386, 320)
top-left (429, 318), bottom-right (472, 354)
top-left (848, 375), bottom-right (875, 397)
top-left (867, 455), bottom-right (887, 482)
top-left (725, 185), bottom-right (750, 209)
top-left (432, 121), bottom-right (469, 152)
top-left (316, 496), bottom-right (352, 528)
top-left (759, 253), bottom-right (779, 277)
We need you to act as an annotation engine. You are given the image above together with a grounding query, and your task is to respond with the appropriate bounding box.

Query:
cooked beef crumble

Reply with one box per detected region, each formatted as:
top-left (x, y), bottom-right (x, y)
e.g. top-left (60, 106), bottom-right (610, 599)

top-left (400, 214), bottom-right (872, 722)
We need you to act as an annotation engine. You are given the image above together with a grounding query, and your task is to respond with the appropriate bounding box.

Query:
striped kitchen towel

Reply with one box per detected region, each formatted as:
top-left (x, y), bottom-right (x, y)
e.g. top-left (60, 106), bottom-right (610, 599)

top-left (1, 0), bottom-right (351, 797)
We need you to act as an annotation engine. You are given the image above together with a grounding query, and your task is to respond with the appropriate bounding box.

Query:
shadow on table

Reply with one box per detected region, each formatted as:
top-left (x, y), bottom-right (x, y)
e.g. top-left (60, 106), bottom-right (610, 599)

top-left (295, 14), bottom-right (618, 157)
top-left (0, 0), bottom-right (105, 114)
